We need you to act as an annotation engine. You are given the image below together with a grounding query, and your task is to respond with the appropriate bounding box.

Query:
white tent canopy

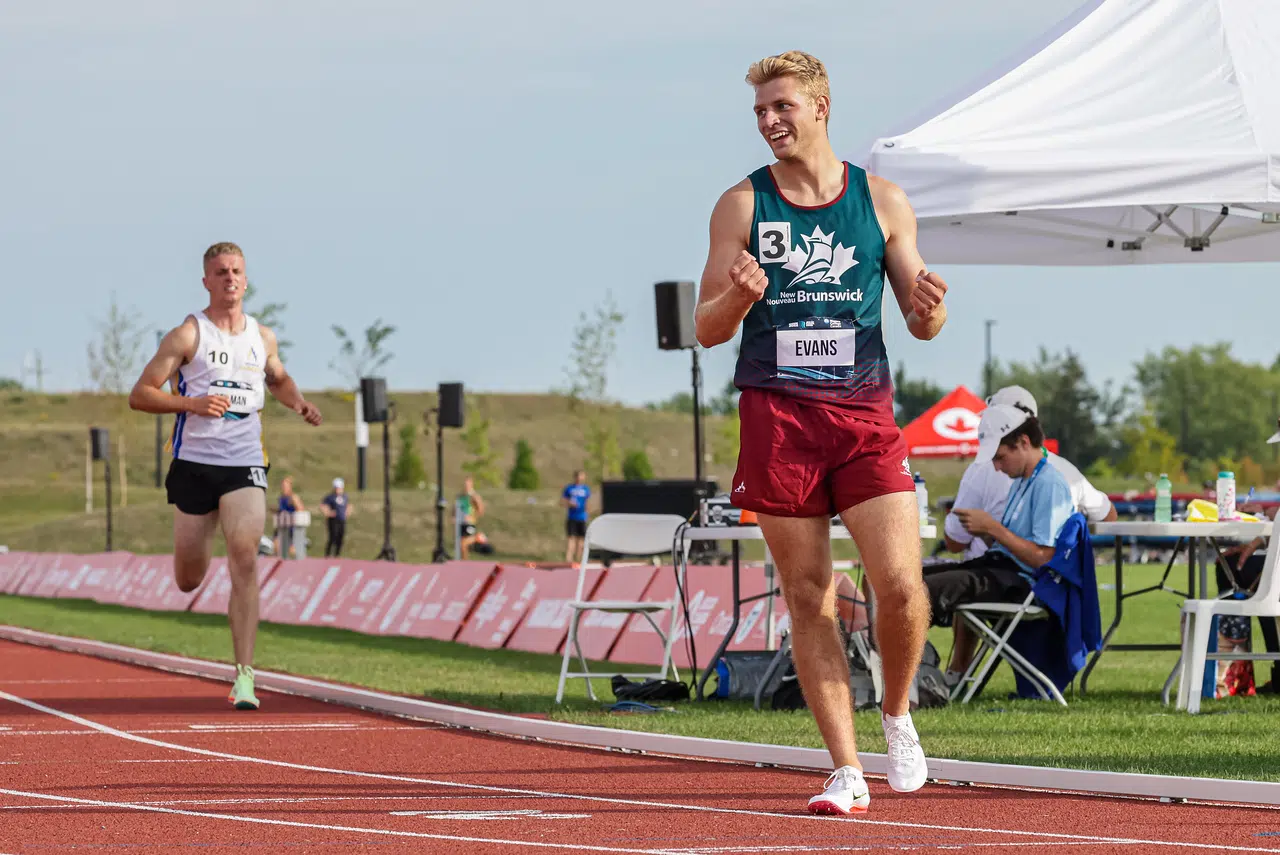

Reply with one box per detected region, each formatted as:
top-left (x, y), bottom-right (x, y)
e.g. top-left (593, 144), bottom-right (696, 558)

top-left (863, 0), bottom-right (1280, 265)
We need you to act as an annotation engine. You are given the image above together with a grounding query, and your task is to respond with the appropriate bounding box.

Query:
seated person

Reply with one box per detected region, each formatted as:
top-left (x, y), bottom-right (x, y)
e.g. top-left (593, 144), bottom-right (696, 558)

top-left (1216, 502), bottom-right (1279, 690)
top-left (455, 477), bottom-right (486, 559)
top-left (925, 405), bottom-right (1076, 685)
top-left (944, 385), bottom-right (1116, 560)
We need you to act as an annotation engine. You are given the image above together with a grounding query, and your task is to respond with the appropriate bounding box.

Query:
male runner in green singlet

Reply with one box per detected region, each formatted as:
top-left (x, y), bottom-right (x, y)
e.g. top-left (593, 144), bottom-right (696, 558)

top-left (695, 52), bottom-right (950, 814)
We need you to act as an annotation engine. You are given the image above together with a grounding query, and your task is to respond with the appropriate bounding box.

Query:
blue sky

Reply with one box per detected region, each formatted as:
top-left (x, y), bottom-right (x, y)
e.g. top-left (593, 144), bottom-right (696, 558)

top-left (3, 0), bottom-right (1276, 405)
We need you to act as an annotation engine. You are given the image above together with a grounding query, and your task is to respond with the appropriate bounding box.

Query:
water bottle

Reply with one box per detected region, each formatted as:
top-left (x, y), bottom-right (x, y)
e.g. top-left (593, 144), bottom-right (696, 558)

top-left (914, 472), bottom-right (928, 524)
top-left (1154, 474), bottom-right (1172, 523)
top-left (1217, 471), bottom-right (1236, 521)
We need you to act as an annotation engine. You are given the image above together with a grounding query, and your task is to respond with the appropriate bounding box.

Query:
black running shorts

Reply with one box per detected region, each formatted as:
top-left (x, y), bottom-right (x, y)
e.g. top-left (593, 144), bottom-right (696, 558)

top-left (165, 458), bottom-right (269, 516)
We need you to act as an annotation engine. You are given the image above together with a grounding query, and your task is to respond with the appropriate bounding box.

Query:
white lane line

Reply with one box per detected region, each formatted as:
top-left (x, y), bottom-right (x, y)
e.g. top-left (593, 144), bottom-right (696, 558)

top-left (0, 788), bottom-right (687, 854)
top-left (189, 727), bottom-right (371, 732)
top-left (0, 677), bottom-right (184, 685)
top-left (390, 809), bottom-right (591, 820)
top-left (0, 725), bottom-right (419, 736)
top-left (0, 689), bottom-right (1272, 854)
top-left (1, 794), bottom-right (547, 810)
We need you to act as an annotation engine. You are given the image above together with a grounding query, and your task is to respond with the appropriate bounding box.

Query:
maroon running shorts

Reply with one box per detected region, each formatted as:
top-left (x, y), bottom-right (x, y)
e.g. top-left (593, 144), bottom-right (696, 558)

top-left (730, 387), bottom-right (915, 518)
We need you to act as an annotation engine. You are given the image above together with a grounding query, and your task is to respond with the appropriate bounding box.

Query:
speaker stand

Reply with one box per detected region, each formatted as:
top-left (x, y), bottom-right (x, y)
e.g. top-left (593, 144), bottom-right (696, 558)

top-left (690, 346), bottom-right (705, 489)
top-left (430, 408), bottom-right (450, 563)
top-left (376, 414), bottom-right (396, 562)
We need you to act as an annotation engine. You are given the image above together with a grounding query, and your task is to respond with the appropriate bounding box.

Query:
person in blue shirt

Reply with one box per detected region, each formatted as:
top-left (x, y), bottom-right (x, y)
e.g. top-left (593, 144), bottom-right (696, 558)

top-left (561, 470), bottom-right (591, 564)
top-left (320, 477), bottom-right (354, 557)
top-left (926, 404), bottom-right (1076, 683)
top-left (273, 475), bottom-right (305, 558)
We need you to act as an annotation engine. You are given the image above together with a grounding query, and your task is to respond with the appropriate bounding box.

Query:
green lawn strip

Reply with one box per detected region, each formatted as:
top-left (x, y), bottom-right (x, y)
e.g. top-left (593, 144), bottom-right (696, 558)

top-left (3, 559), bottom-right (1279, 782)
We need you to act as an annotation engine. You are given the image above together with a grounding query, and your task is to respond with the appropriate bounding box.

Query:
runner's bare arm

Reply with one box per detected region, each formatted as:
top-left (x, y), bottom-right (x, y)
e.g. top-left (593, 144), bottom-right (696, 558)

top-left (261, 325), bottom-right (322, 426)
top-left (872, 176), bottom-right (948, 341)
top-left (694, 181), bottom-right (761, 348)
top-left (127, 319), bottom-right (227, 417)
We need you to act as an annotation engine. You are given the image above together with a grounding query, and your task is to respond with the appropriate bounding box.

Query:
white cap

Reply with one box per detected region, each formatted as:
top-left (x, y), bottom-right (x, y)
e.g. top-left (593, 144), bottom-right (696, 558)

top-left (986, 385), bottom-right (1038, 417)
top-left (976, 404), bottom-right (1030, 462)
top-left (333, 477), bottom-right (345, 489)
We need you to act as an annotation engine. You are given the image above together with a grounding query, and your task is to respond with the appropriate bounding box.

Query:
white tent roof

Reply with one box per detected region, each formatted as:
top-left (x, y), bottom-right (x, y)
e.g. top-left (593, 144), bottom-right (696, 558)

top-left (863, 0), bottom-right (1280, 265)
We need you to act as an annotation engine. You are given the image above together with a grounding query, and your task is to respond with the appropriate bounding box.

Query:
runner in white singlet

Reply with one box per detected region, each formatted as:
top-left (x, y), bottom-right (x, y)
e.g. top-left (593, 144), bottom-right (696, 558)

top-left (129, 242), bottom-right (322, 710)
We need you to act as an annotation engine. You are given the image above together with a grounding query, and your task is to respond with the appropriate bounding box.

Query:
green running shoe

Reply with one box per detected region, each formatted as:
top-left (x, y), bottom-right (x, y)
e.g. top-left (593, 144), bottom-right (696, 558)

top-left (228, 664), bottom-right (259, 710)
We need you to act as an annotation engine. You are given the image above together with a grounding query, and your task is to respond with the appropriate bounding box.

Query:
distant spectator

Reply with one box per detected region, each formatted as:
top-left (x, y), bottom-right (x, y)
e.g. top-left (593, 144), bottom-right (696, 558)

top-left (274, 476), bottom-right (305, 557)
top-left (320, 477), bottom-right (353, 557)
top-left (944, 385), bottom-right (1116, 560)
top-left (456, 477), bottom-right (486, 560)
top-left (561, 470), bottom-right (591, 564)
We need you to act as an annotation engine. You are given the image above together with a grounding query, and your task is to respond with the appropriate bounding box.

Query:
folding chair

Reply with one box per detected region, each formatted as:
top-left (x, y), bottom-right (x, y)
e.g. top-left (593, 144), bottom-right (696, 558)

top-left (1177, 513), bottom-right (1280, 714)
top-left (952, 593), bottom-right (1065, 705)
top-left (555, 513), bottom-right (688, 704)
top-left (949, 516), bottom-right (1094, 707)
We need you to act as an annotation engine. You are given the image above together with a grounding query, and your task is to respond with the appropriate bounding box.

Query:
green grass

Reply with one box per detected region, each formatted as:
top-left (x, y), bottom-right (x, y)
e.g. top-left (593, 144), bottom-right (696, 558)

top-left (3, 561), bottom-right (1279, 781)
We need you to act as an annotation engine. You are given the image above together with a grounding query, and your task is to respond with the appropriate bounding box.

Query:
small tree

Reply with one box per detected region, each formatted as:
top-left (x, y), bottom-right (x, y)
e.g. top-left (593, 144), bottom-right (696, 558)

top-left (622, 449), bottom-right (654, 481)
top-left (508, 439), bottom-right (541, 490)
top-left (0, 377), bottom-right (21, 391)
top-left (86, 294), bottom-right (148, 394)
top-left (243, 281), bottom-right (291, 359)
top-left (331, 320), bottom-right (396, 387)
top-left (1117, 413), bottom-right (1186, 482)
top-left (392, 422), bottom-right (427, 487)
top-left (460, 402), bottom-right (501, 487)
top-left (563, 292), bottom-right (625, 482)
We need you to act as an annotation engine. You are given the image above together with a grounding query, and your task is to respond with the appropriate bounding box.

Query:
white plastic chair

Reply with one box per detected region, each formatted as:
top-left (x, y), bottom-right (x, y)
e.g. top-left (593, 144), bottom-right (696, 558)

top-left (555, 513), bottom-right (688, 704)
top-left (1177, 513), bottom-right (1280, 714)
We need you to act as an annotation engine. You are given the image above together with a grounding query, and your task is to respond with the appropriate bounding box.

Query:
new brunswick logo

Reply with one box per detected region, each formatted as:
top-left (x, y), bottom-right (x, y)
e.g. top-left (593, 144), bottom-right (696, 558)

top-left (782, 226), bottom-right (858, 289)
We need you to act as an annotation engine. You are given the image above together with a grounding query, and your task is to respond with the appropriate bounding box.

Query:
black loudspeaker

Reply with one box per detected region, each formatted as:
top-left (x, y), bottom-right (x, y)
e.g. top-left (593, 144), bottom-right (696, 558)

top-left (654, 280), bottom-right (697, 350)
top-left (89, 427), bottom-right (110, 461)
top-left (360, 377), bottom-right (388, 423)
top-left (438, 382), bottom-right (465, 428)
top-left (602, 478), bottom-right (719, 519)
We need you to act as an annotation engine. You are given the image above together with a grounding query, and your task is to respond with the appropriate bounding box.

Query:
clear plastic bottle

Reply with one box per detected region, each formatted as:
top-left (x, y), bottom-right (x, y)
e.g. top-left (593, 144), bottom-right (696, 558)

top-left (1217, 471), bottom-right (1236, 521)
top-left (914, 472), bottom-right (928, 524)
top-left (1154, 473), bottom-right (1172, 523)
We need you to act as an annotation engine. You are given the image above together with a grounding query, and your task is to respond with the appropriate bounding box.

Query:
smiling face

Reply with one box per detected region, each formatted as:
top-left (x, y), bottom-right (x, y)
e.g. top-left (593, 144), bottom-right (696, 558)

top-left (754, 75), bottom-right (828, 161)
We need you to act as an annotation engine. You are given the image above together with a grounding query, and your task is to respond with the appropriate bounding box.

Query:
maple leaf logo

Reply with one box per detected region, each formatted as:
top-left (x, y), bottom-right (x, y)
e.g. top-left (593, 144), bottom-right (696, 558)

top-left (782, 226), bottom-right (858, 289)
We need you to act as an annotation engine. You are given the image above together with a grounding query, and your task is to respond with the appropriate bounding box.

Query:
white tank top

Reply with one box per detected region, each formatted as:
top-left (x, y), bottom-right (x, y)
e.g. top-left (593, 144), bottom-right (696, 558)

top-left (171, 312), bottom-right (268, 468)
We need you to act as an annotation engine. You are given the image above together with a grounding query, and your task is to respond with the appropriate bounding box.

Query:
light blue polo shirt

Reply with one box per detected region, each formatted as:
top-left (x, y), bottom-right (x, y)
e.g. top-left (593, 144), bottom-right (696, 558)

top-left (991, 458), bottom-right (1076, 579)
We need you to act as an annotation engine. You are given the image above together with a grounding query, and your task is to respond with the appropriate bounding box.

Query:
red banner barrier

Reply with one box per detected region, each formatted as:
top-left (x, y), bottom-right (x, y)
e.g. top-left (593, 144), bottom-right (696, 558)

top-left (453, 564), bottom-right (546, 650)
top-left (119, 555), bottom-right (206, 612)
top-left (190, 557), bottom-right (280, 616)
top-left (609, 565), bottom-right (785, 669)
top-left (56, 553), bottom-right (136, 602)
top-left (13, 554), bottom-right (66, 598)
top-left (504, 566), bottom-right (605, 655)
top-left (0, 552), bottom-right (36, 595)
top-left (289, 559), bottom-right (438, 635)
top-left (571, 565), bottom-right (659, 662)
top-left (388, 561), bottom-right (498, 641)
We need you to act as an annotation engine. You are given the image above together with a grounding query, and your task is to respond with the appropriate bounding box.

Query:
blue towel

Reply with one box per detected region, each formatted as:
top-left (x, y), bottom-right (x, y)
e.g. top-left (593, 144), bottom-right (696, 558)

top-left (1009, 513), bottom-right (1102, 698)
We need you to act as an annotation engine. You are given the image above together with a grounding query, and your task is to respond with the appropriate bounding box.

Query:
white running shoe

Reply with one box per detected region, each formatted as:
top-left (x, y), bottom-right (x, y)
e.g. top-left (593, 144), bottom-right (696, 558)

top-left (806, 765), bottom-right (870, 815)
top-left (882, 712), bottom-right (928, 793)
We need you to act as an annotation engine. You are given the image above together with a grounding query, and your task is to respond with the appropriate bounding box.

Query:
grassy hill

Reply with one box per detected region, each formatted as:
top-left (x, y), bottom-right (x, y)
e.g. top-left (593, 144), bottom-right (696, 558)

top-left (0, 388), bottom-right (974, 562)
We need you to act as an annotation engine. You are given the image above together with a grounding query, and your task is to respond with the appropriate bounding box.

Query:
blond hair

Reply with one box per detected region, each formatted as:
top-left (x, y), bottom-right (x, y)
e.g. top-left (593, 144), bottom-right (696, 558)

top-left (203, 242), bottom-right (244, 264)
top-left (745, 51), bottom-right (831, 120)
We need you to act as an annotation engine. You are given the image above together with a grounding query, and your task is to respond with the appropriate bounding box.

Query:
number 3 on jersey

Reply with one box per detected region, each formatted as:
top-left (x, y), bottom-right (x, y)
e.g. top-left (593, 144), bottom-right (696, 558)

top-left (757, 221), bottom-right (792, 264)
top-left (249, 467), bottom-right (268, 488)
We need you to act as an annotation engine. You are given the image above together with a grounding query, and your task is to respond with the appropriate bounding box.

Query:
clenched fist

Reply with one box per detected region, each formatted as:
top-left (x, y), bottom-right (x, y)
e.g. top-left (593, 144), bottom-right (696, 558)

top-left (910, 271), bottom-right (948, 320)
top-left (187, 395), bottom-right (230, 418)
top-left (729, 250), bottom-right (769, 303)
top-left (295, 400), bottom-right (323, 426)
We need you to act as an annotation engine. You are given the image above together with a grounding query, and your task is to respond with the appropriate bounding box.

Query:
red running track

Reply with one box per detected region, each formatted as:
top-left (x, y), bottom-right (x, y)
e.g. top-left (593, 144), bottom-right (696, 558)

top-left (1, 640), bottom-right (1278, 854)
